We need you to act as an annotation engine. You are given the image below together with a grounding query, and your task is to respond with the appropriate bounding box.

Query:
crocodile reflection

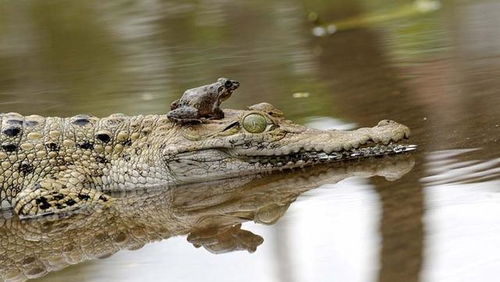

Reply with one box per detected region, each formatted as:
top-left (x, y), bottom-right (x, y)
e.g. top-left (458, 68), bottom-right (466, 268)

top-left (0, 156), bottom-right (414, 281)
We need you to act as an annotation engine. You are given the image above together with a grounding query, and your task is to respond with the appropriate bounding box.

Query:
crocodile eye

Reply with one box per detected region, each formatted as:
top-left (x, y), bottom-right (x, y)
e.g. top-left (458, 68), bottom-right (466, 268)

top-left (242, 114), bottom-right (268, 133)
top-left (224, 80), bottom-right (233, 88)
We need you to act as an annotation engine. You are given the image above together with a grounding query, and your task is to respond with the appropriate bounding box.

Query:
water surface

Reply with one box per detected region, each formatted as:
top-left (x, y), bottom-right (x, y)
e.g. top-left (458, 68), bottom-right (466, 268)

top-left (0, 0), bottom-right (498, 281)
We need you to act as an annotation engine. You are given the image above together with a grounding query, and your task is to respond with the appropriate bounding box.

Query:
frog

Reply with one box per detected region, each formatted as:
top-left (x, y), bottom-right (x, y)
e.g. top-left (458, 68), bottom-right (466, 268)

top-left (167, 78), bottom-right (240, 123)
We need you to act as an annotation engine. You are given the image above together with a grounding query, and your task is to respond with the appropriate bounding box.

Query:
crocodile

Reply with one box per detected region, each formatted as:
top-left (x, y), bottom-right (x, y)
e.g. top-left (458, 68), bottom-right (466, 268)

top-left (0, 155), bottom-right (414, 281)
top-left (0, 101), bottom-right (414, 218)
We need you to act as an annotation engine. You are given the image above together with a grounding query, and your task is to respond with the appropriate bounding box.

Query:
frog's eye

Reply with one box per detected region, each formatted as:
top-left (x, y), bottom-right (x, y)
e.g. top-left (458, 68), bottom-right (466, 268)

top-left (242, 113), bottom-right (268, 133)
top-left (224, 80), bottom-right (233, 88)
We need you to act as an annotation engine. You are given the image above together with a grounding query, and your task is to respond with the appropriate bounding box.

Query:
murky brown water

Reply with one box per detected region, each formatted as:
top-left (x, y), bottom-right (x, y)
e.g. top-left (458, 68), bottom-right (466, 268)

top-left (0, 0), bottom-right (499, 281)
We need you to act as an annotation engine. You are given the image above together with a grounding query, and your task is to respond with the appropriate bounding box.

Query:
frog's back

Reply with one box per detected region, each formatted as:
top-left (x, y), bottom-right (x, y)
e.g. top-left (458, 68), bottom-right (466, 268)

top-left (177, 86), bottom-right (219, 112)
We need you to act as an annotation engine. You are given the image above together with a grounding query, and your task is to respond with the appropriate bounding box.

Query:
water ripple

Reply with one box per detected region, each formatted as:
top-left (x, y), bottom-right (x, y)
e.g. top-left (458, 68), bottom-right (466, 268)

top-left (422, 149), bottom-right (500, 185)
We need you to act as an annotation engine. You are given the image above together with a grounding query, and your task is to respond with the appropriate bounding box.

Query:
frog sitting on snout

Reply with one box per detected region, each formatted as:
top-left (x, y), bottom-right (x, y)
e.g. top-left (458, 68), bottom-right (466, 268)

top-left (167, 78), bottom-right (240, 123)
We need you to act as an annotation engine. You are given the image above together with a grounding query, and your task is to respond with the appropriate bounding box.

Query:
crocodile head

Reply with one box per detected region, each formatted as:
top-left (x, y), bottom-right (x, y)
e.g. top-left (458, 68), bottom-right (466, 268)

top-left (162, 103), bottom-right (414, 183)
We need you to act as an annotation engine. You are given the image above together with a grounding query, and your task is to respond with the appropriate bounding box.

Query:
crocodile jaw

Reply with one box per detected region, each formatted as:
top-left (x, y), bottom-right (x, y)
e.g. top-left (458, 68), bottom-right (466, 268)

top-left (165, 120), bottom-right (415, 183)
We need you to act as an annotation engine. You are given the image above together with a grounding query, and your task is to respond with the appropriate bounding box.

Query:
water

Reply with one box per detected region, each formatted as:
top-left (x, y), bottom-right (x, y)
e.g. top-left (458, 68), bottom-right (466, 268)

top-left (0, 0), bottom-right (498, 281)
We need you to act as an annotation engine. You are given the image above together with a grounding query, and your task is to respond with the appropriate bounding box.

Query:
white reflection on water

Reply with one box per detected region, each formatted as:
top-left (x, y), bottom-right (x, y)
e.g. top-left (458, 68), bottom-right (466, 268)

top-left (55, 224), bottom-right (279, 282)
top-left (44, 178), bottom-right (381, 282)
top-left (277, 178), bottom-right (381, 282)
top-left (423, 180), bottom-right (500, 282)
top-left (423, 149), bottom-right (500, 282)
top-left (75, 229), bottom-right (276, 282)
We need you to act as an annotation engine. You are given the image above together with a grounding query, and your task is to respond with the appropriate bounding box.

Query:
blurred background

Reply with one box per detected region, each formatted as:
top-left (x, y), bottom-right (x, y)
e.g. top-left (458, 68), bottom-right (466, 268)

top-left (0, 0), bottom-right (499, 281)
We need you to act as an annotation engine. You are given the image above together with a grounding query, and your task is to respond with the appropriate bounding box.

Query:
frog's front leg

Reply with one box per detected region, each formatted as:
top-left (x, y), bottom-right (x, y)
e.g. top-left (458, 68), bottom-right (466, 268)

top-left (167, 106), bottom-right (202, 123)
top-left (13, 169), bottom-right (113, 218)
top-left (210, 108), bottom-right (225, 119)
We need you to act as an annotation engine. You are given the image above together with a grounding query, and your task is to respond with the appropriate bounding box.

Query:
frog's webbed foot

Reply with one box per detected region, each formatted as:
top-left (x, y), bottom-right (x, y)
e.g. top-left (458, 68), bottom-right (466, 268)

top-left (13, 173), bottom-right (113, 218)
top-left (167, 106), bottom-right (203, 124)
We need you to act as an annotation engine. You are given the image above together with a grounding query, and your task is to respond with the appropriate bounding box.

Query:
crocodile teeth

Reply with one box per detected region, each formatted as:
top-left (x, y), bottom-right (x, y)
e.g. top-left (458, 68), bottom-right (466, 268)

top-left (350, 152), bottom-right (362, 157)
top-left (396, 144), bottom-right (417, 152)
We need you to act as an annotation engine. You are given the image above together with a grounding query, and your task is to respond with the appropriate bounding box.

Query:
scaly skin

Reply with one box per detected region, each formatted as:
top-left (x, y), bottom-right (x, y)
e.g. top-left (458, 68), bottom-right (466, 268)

top-left (0, 102), bottom-right (414, 218)
top-left (0, 156), bottom-right (414, 282)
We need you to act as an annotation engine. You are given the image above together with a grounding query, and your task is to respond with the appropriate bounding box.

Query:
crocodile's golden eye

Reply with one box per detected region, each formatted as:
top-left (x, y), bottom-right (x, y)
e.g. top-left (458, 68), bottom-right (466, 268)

top-left (242, 113), bottom-right (268, 133)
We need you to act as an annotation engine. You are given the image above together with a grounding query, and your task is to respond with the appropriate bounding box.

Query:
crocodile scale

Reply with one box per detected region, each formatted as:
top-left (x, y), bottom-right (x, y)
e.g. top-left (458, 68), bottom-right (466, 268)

top-left (0, 112), bottom-right (171, 217)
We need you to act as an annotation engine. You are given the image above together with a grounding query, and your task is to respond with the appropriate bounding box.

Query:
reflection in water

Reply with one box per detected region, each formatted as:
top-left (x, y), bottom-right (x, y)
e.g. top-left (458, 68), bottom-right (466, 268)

top-left (281, 177), bottom-right (381, 282)
top-left (310, 0), bottom-right (441, 36)
top-left (423, 179), bottom-right (500, 282)
top-left (0, 156), bottom-right (414, 282)
top-left (372, 156), bottom-right (425, 282)
top-left (423, 149), bottom-right (500, 282)
top-left (423, 149), bottom-right (500, 185)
